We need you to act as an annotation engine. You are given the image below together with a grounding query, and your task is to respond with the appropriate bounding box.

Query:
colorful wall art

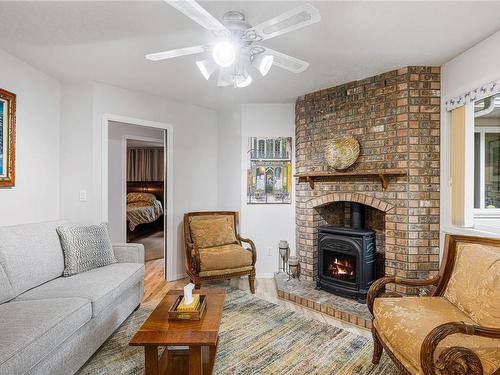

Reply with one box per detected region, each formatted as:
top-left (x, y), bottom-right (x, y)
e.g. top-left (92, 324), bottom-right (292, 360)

top-left (247, 137), bottom-right (292, 204)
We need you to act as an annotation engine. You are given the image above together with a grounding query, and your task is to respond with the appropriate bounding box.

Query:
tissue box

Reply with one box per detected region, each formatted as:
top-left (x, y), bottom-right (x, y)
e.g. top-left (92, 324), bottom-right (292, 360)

top-left (176, 294), bottom-right (201, 312)
top-left (168, 294), bottom-right (207, 321)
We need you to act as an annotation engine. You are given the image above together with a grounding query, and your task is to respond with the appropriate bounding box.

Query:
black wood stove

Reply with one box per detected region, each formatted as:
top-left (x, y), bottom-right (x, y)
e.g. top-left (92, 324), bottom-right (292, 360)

top-left (316, 203), bottom-right (376, 302)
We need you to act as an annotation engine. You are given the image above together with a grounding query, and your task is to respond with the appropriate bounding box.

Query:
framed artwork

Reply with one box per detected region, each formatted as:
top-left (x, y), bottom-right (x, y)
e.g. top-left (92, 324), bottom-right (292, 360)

top-left (247, 137), bottom-right (292, 204)
top-left (0, 89), bottom-right (16, 187)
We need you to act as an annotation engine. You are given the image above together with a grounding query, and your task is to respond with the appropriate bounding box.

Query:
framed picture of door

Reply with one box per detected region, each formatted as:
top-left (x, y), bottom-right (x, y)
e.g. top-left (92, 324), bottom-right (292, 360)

top-left (0, 88), bottom-right (16, 187)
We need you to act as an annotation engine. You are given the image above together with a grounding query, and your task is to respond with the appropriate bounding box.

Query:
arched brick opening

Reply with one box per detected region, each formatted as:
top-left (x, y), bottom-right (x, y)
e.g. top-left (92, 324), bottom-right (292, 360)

top-left (296, 193), bottom-right (395, 282)
top-left (307, 192), bottom-right (395, 213)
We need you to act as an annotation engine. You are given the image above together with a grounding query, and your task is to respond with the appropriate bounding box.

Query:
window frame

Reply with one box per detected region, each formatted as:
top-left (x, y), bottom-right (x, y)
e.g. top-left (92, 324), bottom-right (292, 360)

top-left (473, 125), bottom-right (500, 219)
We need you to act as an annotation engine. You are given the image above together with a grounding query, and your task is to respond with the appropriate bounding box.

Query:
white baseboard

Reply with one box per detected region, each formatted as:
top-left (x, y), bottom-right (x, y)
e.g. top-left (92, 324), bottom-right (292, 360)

top-left (255, 273), bottom-right (276, 279)
top-left (169, 273), bottom-right (187, 281)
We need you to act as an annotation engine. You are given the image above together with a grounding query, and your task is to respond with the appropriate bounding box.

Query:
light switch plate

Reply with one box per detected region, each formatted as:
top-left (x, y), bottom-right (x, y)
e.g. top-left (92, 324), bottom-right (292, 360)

top-left (79, 190), bottom-right (87, 202)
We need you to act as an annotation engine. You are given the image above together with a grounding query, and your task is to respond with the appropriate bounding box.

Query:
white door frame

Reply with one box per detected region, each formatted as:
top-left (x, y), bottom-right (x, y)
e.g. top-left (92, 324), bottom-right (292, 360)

top-left (101, 114), bottom-right (174, 281)
top-left (122, 134), bottom-right (164, 247)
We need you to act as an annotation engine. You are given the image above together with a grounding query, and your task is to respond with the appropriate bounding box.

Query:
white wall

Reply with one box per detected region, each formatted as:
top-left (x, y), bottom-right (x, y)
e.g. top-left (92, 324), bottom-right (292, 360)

top-left (0, 48), bottom-right (61, 226)
top-left (441, 29), bottom-right (500, 239)
top-left (240, 104), bottom-right (296, 277)
top-left (442, 30), bottom-right (500, 100)
top-left (217, 106), bottom-right (241, 211)
top-left (107, 121), bottom-right (164, 243)
top-left (59, 83), bottom-right (94, 224)
top-left (59, 82), bottom-right (219, 279)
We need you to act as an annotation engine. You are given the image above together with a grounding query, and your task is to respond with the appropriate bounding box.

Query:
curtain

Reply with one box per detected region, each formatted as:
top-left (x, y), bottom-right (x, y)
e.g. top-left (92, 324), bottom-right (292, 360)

top-left (450, 105), bottom-right (474, 227)
top-left (127, 147), bottom-right (164, 181)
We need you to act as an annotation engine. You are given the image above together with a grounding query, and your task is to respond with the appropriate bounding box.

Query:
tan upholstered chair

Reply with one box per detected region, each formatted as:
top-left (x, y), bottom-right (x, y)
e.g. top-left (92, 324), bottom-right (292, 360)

top-left (368, 234), bottom-right (500, 375)
top-left (183, 211), bottom-right (256, 293)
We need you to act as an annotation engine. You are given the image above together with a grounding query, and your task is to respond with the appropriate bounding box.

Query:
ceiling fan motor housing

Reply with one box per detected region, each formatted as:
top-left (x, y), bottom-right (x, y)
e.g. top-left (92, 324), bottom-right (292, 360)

top-left (221, 11), bottom-right (252, 40)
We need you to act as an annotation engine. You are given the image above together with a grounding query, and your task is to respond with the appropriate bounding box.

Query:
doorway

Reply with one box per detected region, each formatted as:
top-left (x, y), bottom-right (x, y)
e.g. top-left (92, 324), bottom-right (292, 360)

top-left (101, 115), bottom-right (173, 280)
top-left (126, 137), bottom-right (165, 262)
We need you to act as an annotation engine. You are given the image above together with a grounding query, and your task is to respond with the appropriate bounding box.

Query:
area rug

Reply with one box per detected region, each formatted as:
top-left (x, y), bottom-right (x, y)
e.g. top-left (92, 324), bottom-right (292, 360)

top-left (77, 289), bottom-right (399, 374)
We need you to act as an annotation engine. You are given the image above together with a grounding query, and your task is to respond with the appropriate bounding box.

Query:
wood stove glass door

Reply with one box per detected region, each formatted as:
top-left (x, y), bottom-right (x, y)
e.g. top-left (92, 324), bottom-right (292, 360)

top-left (323, 251), bottom-right (357, 283)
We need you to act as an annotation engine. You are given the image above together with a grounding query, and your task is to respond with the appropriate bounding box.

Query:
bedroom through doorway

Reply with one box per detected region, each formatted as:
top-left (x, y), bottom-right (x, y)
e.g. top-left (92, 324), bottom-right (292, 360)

top-left (107, 120), bottom-right (167, 274)
top-left (126, 138), bottom-right (165, 261)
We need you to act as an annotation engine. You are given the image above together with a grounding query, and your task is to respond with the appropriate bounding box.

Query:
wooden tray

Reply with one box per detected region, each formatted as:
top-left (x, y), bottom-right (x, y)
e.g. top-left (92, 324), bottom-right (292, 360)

top-left (168, 295), bottom-right (207, 321)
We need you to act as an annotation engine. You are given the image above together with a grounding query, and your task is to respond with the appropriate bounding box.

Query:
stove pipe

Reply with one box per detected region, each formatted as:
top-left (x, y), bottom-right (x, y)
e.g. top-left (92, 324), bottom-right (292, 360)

top-left (350, 203), bottom-right (365, 229)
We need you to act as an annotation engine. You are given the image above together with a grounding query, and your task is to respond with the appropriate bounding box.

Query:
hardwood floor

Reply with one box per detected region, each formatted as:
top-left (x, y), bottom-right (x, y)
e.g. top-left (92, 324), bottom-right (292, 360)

top-left (143, 259), bottom-right (371, 338)
top-left (143, 259), bottom-right (186, 305)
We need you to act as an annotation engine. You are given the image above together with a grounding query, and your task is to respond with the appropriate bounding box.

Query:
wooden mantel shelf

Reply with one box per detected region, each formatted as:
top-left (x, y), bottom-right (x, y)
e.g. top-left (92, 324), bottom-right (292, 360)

top-left (295, 169), bottom-right (407, 190)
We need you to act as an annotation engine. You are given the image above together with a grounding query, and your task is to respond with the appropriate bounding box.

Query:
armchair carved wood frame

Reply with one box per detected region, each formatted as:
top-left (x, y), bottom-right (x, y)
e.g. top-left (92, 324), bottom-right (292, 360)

top-left (183, 211), bottom-right (257, 293)
top-left (368, 234), bottom-right (500, 375)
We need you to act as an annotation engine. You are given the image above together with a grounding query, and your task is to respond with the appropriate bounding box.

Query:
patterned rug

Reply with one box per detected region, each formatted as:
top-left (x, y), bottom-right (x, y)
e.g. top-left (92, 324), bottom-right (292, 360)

top-left (77, 289), bottom-right (399, 374)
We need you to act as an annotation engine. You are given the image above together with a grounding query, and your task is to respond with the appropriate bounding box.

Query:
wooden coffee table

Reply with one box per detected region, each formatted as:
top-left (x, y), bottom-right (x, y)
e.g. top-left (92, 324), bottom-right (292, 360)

top-left (130, 288), bottom-right (226, 375)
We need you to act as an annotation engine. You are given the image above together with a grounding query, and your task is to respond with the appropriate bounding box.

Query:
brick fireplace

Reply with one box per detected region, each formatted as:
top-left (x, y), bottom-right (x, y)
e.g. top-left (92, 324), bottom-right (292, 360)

top-left (295, 66), bottom-right (441, 295)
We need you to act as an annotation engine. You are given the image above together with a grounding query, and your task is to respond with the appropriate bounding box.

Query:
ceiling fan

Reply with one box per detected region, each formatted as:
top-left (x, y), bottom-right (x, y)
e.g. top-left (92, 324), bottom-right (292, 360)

top-left (146, 0), bottom-right (321, 88)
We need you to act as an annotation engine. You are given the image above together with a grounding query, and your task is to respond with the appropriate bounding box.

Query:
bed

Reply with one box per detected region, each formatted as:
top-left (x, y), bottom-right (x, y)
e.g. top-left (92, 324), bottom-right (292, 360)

top-left (126, 192), bottom-right (163, 231)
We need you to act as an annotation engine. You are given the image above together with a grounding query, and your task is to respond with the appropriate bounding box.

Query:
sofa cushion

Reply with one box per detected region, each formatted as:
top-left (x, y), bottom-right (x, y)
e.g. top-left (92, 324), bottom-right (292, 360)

top-left (15, 263), bottom-right (144, 317)
top-left (0, 298), bottom-right (91, 375)
top-left (189, 215), bottom-right (237, 248)
top-left (57, 223), bottom-right (117, 277)
top-left (0, 221), bottom-right (67, 297)
top-left (374, 297), bottom-right (500, 374)
top-left (444, 241), bottom-right (500, 327)
top-left (199, 244), bottom-right (252, 272)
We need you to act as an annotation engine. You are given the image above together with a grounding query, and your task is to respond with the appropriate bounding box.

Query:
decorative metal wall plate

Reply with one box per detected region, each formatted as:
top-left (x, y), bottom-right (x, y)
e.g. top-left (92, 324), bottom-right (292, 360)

top-left (325, 136), bottom-right (360, 170)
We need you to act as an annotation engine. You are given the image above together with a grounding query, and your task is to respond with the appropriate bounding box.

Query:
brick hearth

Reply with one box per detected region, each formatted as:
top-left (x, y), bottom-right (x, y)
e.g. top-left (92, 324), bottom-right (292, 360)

top-left (295, 66), bottom-right (441, 294)
top-left (274, 273), bottom-right (372, 328)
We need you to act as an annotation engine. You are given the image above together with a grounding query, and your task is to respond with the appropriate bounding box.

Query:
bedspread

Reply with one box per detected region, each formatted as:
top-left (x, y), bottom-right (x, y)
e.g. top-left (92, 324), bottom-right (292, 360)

top-left (127, 200), bottom-right (163, 231)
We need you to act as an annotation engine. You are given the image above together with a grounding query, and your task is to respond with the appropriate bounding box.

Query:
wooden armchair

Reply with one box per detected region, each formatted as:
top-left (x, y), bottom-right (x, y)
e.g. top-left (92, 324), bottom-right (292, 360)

top-left (368, 234), bottom-right (500, 375)
top-left (183, 211), bottom-right (257, 293)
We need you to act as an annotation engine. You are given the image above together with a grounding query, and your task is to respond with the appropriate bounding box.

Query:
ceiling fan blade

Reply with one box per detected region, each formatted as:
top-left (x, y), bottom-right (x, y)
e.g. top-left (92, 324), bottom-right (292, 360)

top-left (165, 0), bottom-right (228, 32)
top-left (244, 4), bottom-right (320, 42)
top-left (145, 45), bottom-right (206, 61)
top-left (256, 47), bottom-right (309, 73)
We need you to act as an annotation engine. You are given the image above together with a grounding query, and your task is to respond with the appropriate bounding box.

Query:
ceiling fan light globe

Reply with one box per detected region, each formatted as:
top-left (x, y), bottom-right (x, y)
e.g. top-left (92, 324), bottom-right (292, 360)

top-left (212, 41), bottom-right (236, 67)
top-left (254, 54), bottom-right (274, 76)
top-left (236, 73), bottom-right (252, 88)
top-left (196, 58), bottom-right (216, 80)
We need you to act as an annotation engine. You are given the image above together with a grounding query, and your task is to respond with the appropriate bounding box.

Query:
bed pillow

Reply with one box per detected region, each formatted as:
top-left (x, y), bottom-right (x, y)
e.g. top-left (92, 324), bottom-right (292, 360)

top-left (56, 223), bottom-right (117, 277)
top-left (127, 192), bottom-right (156, 204)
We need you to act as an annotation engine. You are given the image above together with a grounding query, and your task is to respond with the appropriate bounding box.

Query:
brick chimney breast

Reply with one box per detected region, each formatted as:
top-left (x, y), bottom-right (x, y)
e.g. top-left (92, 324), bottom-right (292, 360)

top-left (295, 66), bottom-right (441, 295)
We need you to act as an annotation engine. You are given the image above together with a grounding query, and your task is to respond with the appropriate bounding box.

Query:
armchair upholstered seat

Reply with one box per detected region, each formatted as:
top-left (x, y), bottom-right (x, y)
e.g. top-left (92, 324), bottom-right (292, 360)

top-left (368, 235), bottom-right (500, 375)
top-left (184, 211), bottom-right (256, 293)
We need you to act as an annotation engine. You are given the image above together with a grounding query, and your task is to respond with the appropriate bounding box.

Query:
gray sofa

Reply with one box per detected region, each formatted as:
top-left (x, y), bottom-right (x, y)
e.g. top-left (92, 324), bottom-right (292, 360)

top-left (0, 221), bottom-right (145, 375)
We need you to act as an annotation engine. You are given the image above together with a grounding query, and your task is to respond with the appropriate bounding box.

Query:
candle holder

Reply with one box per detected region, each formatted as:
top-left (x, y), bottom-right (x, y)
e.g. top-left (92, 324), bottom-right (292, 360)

top-left (278, 240), bottom-right (290, 273)
top-left (288, 256), bottom-right (301, 281)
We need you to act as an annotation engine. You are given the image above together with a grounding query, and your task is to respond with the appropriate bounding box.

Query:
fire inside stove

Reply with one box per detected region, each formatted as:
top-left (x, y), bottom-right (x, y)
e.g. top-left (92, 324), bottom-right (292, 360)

top-left (326, 254), bottom-right (356, 282)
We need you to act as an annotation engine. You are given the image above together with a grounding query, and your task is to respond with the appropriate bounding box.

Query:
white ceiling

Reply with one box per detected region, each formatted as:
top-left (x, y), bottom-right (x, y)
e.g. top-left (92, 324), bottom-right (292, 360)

top-left (1, 1), bottom-right (500, 109)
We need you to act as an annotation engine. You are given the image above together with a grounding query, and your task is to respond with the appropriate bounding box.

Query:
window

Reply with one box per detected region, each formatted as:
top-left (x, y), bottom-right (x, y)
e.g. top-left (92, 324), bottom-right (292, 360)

top-left (473, 94), bottom-right (500, 217)
top-left (266, 139), bottom-right (274, 158)
top-left (258, 139), bottom-right (265, 158)
top-left (275, 140), bottom-right (281, 158)
top-left (474, 129), bottom-right (500, 209)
